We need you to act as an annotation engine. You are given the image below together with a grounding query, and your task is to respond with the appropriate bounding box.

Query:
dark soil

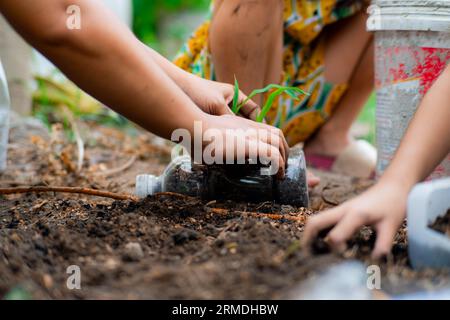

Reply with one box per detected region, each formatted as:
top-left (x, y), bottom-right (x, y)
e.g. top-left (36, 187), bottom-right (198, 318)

top-left (0, 119), bottom-right (449, 299)
top-left (430, 209), bottom-right (450, 237)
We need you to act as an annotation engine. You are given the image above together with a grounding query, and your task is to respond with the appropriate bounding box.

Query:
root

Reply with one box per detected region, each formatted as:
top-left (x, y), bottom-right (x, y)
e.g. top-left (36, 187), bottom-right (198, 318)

top-left (0, 186), bottom-right (137, 201)
top-left (154, 192), bottom-right (196, 200)
top-left (208, 207), bottom-right (306, 223)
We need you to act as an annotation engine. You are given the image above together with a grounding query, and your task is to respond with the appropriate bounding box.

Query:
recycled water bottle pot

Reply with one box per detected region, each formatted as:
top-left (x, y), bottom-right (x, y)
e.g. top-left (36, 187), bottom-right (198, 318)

top-left (136, 148), bottom-right (309, 207)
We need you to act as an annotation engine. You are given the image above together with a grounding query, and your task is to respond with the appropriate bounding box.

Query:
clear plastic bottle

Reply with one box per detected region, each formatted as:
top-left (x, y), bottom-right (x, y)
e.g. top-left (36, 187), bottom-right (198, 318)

top-left (136, 148), bottom-right (309, 207)
top-left (0, 61), bottom-right (10, 172)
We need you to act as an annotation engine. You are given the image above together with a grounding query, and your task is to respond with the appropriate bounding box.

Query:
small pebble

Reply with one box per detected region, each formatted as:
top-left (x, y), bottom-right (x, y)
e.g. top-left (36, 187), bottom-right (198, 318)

top-left (122, 242), bottom-right (144, 262)
top-left (42, 274), bottom-right (53, 289)
top-left (172, 229), bottom-right (199, 245)
top-left (104, 257), bottom-right (120, 270)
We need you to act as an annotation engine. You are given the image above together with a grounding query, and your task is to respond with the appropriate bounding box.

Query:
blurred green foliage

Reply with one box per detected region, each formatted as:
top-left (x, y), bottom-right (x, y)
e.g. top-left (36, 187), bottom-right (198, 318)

top-left (32, 0), bottom-right (376, 145)
top-left (33, 76), bottom-right (135, 140)
top-left (133, 0), bottom-right (210, 51)
top-left (4, 286), bottom-right (31, 300)
top-left (358, 93), bottom-right (376, 145)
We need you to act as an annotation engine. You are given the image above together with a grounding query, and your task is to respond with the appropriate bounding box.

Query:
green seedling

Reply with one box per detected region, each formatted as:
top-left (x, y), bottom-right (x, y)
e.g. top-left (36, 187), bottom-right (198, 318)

top-left (231, 77), bottom-right (309, 122)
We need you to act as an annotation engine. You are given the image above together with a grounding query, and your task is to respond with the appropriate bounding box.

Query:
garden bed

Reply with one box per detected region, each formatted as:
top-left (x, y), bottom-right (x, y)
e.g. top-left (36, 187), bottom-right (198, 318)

top-left (0, 119), bottom-right (449, 299)
top-left (431, 209), bottom-right (450, 237)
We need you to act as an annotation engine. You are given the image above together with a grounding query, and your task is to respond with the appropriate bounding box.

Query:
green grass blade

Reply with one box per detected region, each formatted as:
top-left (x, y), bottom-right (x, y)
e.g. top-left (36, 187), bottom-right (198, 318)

top-left (236, 84), bottom-right (309, 115)
top-left (256, 88), bottom-right (285, 122)
top-left (235, 84), bottom-right (286, 113)
top-left (231, 76), bottom-right (240, 113)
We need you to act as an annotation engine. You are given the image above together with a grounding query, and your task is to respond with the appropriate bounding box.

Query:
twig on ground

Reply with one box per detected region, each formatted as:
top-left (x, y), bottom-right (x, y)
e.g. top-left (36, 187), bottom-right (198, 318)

top-left (204, 200), bottom-right (217, 207)
top-left (254, 201), bottom-right (273, 211)
top-left (208, 207), bottom-right (306, 223)
top-left (93, 155), bottom-right (137, 177)
top-left (0, 186), bottom-right (137, 201)
top-left (154, 192), bottom-right (196, 200)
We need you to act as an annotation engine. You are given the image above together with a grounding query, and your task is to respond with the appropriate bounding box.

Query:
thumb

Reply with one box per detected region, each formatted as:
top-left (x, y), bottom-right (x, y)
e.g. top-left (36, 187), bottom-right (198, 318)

top-left (217, 102), bottom-right (235, 116)
top-left (211, 97), bottom-right (234, 116)
top-left (237, 91), bottom-right (261, 121)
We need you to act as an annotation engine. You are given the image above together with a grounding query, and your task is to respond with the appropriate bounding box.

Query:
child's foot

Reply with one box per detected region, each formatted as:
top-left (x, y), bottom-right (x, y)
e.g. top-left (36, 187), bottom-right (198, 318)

top-left (307, 170), bottom-right (321, 188)
top-left (304, 130), bottom-right (376, 178)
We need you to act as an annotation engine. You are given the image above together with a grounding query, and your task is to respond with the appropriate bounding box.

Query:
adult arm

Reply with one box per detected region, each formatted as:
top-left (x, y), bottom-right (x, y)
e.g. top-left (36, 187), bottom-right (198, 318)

top-left (0, 0), bottom-right (287, 169)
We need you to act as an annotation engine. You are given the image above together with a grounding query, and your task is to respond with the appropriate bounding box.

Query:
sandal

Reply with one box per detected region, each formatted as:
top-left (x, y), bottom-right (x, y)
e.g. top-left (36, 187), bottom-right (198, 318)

top-left (305, 140), bottom-right (377, 178)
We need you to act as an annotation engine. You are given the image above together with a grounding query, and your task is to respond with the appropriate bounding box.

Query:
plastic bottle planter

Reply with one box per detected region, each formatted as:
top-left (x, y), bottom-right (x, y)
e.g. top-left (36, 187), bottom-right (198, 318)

top-left (408, 178), bottom-right (450, 270)
top-left (136, 148), bottom-right (309, 207)
top-left (0, 62), bottom-right (10, 172)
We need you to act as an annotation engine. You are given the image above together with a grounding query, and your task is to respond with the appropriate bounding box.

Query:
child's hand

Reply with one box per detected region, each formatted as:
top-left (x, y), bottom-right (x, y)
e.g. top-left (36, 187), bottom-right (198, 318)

top-left (302, 181), bottom-right (407, 259)
top-left (183, 76), bottom-right (261, 120)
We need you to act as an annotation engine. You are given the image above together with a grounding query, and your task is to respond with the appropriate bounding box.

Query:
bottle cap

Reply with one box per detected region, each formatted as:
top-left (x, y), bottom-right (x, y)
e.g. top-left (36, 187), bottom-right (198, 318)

top-left (135, 174), bottom-right (159, 198)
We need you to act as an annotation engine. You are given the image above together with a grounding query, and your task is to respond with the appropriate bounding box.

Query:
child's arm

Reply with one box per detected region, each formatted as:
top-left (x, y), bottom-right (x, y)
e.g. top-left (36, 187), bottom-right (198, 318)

top-left (302, 64), bottom-right (450, 258)
top-left (0, 0), bottom-right (287, 170)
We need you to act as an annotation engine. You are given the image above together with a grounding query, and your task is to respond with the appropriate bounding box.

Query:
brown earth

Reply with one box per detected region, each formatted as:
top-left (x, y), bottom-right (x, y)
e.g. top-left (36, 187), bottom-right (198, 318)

top-left (0, 119), bottom-right (449, 299)
top-left (431, 209), bottom-right (450, 237)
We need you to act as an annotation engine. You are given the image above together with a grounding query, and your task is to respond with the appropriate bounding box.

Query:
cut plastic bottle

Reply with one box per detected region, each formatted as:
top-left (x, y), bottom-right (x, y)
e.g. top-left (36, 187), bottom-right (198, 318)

top-left (136, 148), bottom-right (309, 207)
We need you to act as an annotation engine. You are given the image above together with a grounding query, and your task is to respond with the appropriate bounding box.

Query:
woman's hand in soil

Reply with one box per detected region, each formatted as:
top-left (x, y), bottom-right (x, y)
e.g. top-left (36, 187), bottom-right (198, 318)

top-left (302, 181), bottom-right (407, 259)
top-left (182, 75), bottom-right (261, 120)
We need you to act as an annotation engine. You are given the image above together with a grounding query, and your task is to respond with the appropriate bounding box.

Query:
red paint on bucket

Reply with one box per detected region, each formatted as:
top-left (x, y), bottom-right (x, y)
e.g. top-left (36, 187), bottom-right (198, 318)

top-left (376, 46), bottom-right (450, 94)
top-left (375, 43), bottom-right (450, 179)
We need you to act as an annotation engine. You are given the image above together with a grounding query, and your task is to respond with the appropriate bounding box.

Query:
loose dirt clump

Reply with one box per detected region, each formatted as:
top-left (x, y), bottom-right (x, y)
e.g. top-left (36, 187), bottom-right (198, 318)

top-left (430, 209), bottom-right (450, 237)
top-left (0, 120), bottom-right (449, 299)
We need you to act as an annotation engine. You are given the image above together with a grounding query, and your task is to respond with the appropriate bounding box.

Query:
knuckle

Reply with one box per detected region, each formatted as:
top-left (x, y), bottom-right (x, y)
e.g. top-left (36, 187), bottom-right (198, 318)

top-left (353, 209), bottom-right (370, 223)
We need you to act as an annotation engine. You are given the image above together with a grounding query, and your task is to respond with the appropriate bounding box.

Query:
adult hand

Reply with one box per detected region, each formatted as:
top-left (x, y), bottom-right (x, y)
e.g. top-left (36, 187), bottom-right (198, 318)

top-left (302, 181), bottom-right (407, 259)
top-left (200, 113), bottom-right (320, 186)
top-left (201, 114), bottom-right (288, 178)
top-left (183, 75), bottom-right (261, 120)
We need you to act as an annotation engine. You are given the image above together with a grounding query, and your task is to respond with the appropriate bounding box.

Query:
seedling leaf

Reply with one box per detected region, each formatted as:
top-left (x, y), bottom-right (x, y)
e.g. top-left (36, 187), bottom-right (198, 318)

top-left (256, 88), bottom-right (285, 122)
top-left (231, 79), bottom-right (309, 122)
top-left (231, 76), bottom-right (240, 113)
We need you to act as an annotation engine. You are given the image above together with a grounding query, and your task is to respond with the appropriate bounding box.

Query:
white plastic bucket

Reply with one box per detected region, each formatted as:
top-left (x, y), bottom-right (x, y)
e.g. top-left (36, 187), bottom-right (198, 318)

top-left (407, 178), bottom-right (450, 269)
top-left (368, 0), bottom-right (450, 179)
top-left (0, 61), bottom-right (10, 171)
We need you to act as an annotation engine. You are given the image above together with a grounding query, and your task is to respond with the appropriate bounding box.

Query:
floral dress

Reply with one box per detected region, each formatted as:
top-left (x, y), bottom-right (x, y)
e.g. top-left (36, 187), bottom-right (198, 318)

top-left (174, 0), bottom-right (366, 146)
